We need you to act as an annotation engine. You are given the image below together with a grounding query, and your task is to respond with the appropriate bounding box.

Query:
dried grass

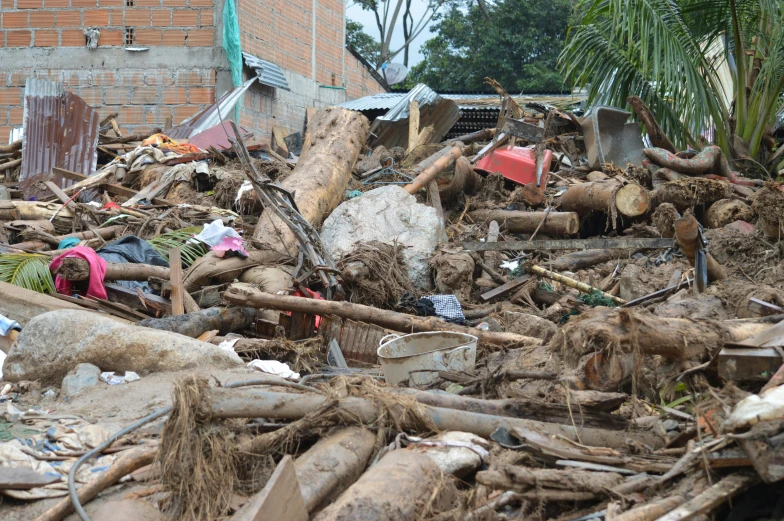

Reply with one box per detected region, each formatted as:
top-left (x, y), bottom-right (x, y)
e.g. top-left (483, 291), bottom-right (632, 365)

top-left (337, 241), bottom-right (415, 309)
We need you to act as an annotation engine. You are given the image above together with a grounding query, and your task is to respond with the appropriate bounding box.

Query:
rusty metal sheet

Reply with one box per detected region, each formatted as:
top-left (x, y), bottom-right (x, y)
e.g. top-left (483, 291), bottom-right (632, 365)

top-left (167, 78), bottom-right (255, 140)
top-left (20, 79), bottom-right (99, 200)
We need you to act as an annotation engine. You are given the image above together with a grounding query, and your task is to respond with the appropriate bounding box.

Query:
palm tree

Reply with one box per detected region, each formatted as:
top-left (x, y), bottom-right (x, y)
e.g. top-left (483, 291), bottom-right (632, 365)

top-left (560, 0), bottom-right (784, 173)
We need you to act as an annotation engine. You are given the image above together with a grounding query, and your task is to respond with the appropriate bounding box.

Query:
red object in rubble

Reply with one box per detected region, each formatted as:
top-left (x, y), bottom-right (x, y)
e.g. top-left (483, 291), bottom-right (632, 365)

top-left (475, 145), bottom-right (552, 187)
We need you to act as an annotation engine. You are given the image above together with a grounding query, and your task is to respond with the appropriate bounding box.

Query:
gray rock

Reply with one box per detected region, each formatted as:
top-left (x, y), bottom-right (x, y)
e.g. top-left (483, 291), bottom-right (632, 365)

top-left (3, 309), bottom-right (243, 385)
top-left (321, 185), bottom-right (446, 289)
top-left (61, 363), bottom-right (101, 397)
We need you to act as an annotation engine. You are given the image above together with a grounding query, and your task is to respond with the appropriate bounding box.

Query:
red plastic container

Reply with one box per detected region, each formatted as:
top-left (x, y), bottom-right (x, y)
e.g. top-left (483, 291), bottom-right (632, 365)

top-left (475, 145), bottom-right (552, 187)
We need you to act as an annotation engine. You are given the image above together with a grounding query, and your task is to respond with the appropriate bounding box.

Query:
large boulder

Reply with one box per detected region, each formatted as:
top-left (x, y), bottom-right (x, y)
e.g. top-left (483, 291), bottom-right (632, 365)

top-left (321, 186), bottom-right (446, 289)
top-left (3, 310), bottom-right (243, 384)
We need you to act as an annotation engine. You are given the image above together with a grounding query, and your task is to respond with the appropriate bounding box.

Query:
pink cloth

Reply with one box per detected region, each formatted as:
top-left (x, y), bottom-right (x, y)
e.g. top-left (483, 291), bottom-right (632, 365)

top-left (49, 247), bottom-right (108, 299)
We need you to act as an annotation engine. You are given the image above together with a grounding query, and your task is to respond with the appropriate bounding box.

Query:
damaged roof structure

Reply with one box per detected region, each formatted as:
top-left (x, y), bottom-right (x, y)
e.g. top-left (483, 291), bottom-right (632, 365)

top-left (0, 1), bottom-right (783, 521)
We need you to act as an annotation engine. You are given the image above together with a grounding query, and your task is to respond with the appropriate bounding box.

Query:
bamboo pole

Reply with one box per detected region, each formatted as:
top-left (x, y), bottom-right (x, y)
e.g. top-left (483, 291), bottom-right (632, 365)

top-left (528, 264), bottom-right (626, 304)
top-left (404, 146), bottom-right (462, 194)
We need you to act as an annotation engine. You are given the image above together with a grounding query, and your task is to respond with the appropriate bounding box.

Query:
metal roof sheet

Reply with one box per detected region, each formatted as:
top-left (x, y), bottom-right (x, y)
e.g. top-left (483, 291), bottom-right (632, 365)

top-left (167, 77), bottom-right (255, 140)
top-left (242, 52), bottom-right (290, 91)
top-left (341, 91), bottom-right (586, 111)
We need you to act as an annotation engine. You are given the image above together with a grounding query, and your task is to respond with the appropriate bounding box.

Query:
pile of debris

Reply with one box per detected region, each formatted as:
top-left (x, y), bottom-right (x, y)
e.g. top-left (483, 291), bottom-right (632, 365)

top-left (1, 77), bottom-right (783, 521)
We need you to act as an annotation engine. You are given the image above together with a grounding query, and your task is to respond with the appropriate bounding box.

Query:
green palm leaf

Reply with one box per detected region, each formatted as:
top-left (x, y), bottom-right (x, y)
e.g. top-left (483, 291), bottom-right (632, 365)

top-left (0, 254), bottom-right (56, 293)
top-left (147, 228), bottom-right (211, 268)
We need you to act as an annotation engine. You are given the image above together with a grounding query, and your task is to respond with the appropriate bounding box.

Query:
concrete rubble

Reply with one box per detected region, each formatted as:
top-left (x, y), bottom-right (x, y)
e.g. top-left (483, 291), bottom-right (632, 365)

top-left (0, 76), bottom-right (783, 521)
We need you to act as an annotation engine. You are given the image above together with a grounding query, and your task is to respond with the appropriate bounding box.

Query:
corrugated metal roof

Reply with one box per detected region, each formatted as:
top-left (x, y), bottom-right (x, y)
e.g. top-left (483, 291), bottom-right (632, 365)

top-left (341, 91), bottom-right (586, 111)
top-left (167, 77), bottom-right (255, 140)
top-left (242, 52), bottom-right (290, 91)
top-left (20, 78), bottom-right (99, 200)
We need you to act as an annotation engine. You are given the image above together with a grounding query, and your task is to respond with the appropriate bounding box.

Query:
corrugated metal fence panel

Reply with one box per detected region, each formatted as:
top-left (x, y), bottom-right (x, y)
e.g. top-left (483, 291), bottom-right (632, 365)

top-left (242, 52), bottom-right (290, 91)
top-left (20, 79), bottom-right (98, 199)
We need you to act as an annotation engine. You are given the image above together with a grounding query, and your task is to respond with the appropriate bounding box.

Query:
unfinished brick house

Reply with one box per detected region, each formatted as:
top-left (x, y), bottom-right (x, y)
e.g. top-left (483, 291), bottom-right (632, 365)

top-left (0, 0), bottom-right (387, 142)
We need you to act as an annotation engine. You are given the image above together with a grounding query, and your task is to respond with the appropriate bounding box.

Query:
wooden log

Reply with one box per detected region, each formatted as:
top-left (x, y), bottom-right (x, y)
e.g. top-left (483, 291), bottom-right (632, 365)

top-left (529, 264), bottom-right (626, 304)
top-left (406, 100), bottom-right (420, 153)
top-left (0, 139), bottom-right (22, 154)
top-left (444, 128), bottom-right (494, 145)
top-left (55, 258), bottom-right (171, 282)
top-left (560, 180), bottom-right (650, 218)
top-left (4, 225), bottom-right (125, 252)
top-left (626, 96), bottom-right (677, 153)
top-left (469, 210), bottom-right (579, 235)
top-left (223, 283), bottom-right (538, 347)
top-left (674, 214), bottom-right (727, 281)
top-left (463, 237), bottom-right (673, 252)
top-left (704, 198), bottom-right (754, 228)
top-left (233, 455), bottom-right (307, 521)
top-left (33, 447), bottom-right (156, 521)
top-left (477, 465), bottom-right (624, 494)
top-left (404, 145), bottom-right (462, 194)
top-left (470, 252), bottom-right (508, 285)
top-left (613, 496), bottom-right (687, 521)
top-left (654, 474), bottom-right (757, 521)
top-left (252, 108), bottom-right (369, 252)
top-left (0, 201), bottom-right (74, 221)
top-left (550, 249), bottom-right (622, 271)
top-left (137, 307), bottom-right (256, 339)
top-left (169, 248), bottom-right (185, 315)
top-left (0, 158), bottom-right (22, 171)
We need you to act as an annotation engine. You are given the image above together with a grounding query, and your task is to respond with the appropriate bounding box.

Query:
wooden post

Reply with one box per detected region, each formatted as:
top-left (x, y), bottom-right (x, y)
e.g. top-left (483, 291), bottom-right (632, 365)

top-left (407, 100), bottom-right (420, 153)
top-left (169, 248), bottom-right (185, 316)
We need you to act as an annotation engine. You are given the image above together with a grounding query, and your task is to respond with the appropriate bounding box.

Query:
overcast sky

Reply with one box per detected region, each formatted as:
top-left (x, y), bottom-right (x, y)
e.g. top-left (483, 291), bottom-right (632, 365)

top-left (346, 1), bottom-right (436, 68)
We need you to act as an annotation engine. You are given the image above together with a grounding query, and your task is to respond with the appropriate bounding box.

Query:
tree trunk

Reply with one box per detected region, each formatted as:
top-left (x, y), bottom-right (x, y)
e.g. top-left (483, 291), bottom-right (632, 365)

top-left (560, 181), bottom-right (650, 218)
top-left (0, 201), bottom-right (74, 221)
top-left (626, 96), bottom-right (677, 153)
top-left (223, 283), bottom-right (539, 347)
top-left (674, 214), bottom-right (727, 281)
top-left (404, 145), bottom-right (462, 194)
top-left (55, 259), bottom-right (171, 281)
top-left (252, 108), bottom-right (369, 255)
top-left (137, 306), bottom-right (256, 338)
top-left (550, 249), bottom-right (622, 271)
top-left (704, 198), bottom-right (754, 228)
top-left (469, 210), bottom-right (579, 235)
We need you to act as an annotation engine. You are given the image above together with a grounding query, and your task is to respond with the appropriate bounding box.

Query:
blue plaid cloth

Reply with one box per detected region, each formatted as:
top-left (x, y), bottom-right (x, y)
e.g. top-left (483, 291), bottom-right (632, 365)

top-left (424, 295), bottom-right (465, 324)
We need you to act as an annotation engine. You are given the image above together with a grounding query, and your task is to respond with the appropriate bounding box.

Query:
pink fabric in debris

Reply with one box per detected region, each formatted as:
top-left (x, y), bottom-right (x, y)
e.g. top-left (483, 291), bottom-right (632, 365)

top-left (49, 246), bottom-right (108, 299)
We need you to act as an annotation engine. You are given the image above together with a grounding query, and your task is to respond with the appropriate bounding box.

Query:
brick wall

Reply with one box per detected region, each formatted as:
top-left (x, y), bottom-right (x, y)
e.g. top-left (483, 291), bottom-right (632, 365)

top-left (344, 50), bottom-right (386, 100)
top-left (0, 0), bottom-right (216, 48)
top-left (0, 66), bottom-right (216, 141)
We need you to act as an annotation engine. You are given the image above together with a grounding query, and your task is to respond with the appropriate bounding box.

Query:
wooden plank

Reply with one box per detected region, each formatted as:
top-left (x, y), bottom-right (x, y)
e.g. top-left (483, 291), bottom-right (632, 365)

top-left (407, 100), bottom-right (420, 153)
top-left (464, 237), bottom-right (675, 252)
top-left (622, 278), bottom-right (692, 308)
top-left (44, 181), bottom-right (77, 208)
top-left (341, 319), bottom-right (359, 360)
top-left (427, 180), bottom-right (444, 227)
top-left (105, 283), bottom-right (172, 315)
top-left (232, 455), bottom-right (307, 521)
top-left (169, 248), bottom-right (185, 316)
top-left (480, 275), bottom-right (531, 302)
top-left (731, 319), bottom-right (784, 348)
top-left (500, 117), bottom-right (544, 143)
top-left (53, 167), bottom-right (173, 206)
top-left (0, 467), bottom-right (61, 489)
top-left (718, 347), bottom-right (783, 382)
top-left (748, 298), bottom-right (784, 317)
top-left (289, 312), bottom-right (315, 340)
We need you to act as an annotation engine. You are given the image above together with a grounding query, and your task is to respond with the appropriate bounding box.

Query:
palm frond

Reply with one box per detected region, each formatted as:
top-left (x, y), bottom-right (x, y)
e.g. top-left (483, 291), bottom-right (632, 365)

top-left (0, 254), bottom-right (56, 293)
top-left (147, 228), bottom-right (211, 268)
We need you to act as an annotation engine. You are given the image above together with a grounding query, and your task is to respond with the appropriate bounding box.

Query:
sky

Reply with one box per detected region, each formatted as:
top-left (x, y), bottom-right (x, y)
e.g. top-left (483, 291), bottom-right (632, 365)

top-left (346, 0), bottom-right (436, 68)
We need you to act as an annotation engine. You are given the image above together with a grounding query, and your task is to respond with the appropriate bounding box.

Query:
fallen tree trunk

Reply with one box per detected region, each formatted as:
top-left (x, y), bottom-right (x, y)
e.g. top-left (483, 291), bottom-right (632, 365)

top-left (252, 108), bottom-right (369, 254)
top-left (550, 249), bottom-right (623, 271)
top-left (137, 306), bottom-right (256, 338)
top-left (626, 96), bottom-right (676, 153)
top-left (404, 145), bottom-right (463, 194)
top-left (0, 201), bottom-right (74, 221)
top-left (223, 283), bottom-right (539, 347)
top-left (199, 388), bottom-right (664, 449)
top-left (469, 210), bottom-right (579, 235)
top-left (0, 139), bottom-right (22, 154)
top-left (674, 214), bottom-right (727, 281)
top-left (704, 198), bottom-right (754, 229)
top-left (560, 180), bottom-right (650, 218)
top-left (6, 225), bottom-right (125, 252)
top-left (55, 259), bottom-right (171, 281)
top-left (477, 465), bottom-right (624, 495)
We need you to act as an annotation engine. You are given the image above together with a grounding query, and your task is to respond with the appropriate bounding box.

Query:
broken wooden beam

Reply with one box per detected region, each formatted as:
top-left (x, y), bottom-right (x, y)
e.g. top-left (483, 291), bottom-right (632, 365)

top-left (469, 210), bottom-right (579, 236)
top-left (499, 117), bottom-right (544, 142)
top-left (223, 283), bottom-right (539, 347)
top-left (462, 237), bottom-right (674, 252)
top-left (480, 276), bottom-right (531, 302)
top-left (560, 180), bottom-right (650, 218)
top-left (718, 347), bottom-right (784, 383)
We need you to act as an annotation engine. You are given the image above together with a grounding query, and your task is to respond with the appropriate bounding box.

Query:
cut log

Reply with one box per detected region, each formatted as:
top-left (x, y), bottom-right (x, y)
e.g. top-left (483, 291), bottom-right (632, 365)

top-left (137, 307), bottom-right (256, 339)
top-left (651, 178), bottom-right (731, 211)
top-left (469, 209), bottom-right (579, 235)
top-left (404, 145), bottom-right (463, 194)
top-left (223, 283), bottom-right (538, 347)
top-left (550, 249), bottom-right (622, 271)
top-left (704, 199), bottom-right (754, 229)
top-left (252, 108), bottom-right (369, 253)
top-left (55, 259), bottom-right (171, 282)
top-left (674, 214), bottom-right (727, 281)
top-left (560, 180), bottom-right (650, 218)
top-left (626, 96), bottom-right (677, 153)
top-left (477, 465), bottom-right (624, 494)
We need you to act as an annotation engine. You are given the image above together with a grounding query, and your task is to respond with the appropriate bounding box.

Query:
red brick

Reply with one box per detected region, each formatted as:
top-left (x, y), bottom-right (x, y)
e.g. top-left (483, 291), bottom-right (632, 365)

top-left (199, 9), bottom-right (213, 26)
top-left (186, 28), bottom-right (212, 46)
top-left (0, 128), bottom-right (11, 143)
top-left (92, 71), bottom-right (115, 85)
top-left (134, 28), bottom-right (161, 45)
top-left (9, 107), bottom-right (23, 126)
top-left (17, 0), bottom-right (43, 7)
top-left (56, 11), bottom-right (82, 26)
top-left (135, 0), bottom-right (162, 5)
top-left (99, 29), bottom-right (123, 45)
top-left (144, 69), bottom-right (173, 86)
top-left (0, 88), bottom-right (22, 105)
top-left (71, 0), bottom-right (97, 6)
top-left (116, 71), bottom-right (144, 86)
top-left (144, 106), bottom-right (171, 125)
top-left (132, 86), bottom-right (157, 104)
top-left (34, 30), bottom-right (59, 46)
top-left (75, 87), bottom-right (102, 105)
top-left (62, 70), bottom-right (91, 86)
top-left (107, 9), bottom-right (123, 24)
top-left (162, 0), bottom-right (186, 6)
top-left (188, 86), bottom-right (213, 104)
top-left (105, 89), bottom-right (132, 105)
top-left (151, 9), bottom-right (171, 26)
top-left (84, 9), bottom-right (109, 25)
top-left (30, 11), bottom-right (55, 27)
top-left (162, 29), bottom-right (185, 45)
top-left (99, 0), bottom-right (123, 5)
top-left (172, 10), bottom-right (197, 26)
top-left (117, 106), bottom-right (144, 125)
top-left (173, 104), bottom-right (199, 122)
top-left (61, 29), bottom-right (86, 45)
top-left (124, 9), bottom-right (151, 25)
top-left (189, 0), bottom-right (213, 6)
top-left (162, 87), bottom-right (186, 104)
top-left (44, 0), bottom-right (70, 6)
top-left (3, 13), bottom-right (28, 28)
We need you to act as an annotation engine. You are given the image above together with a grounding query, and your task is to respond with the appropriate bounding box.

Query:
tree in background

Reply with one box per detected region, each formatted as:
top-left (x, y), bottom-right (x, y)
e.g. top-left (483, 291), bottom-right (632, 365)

top-left (561, 0), bottom-right (784, 170)
top-left (346, 19), bottom-right (381, 65)
top-left (408, 0), bottom-right (573, 92)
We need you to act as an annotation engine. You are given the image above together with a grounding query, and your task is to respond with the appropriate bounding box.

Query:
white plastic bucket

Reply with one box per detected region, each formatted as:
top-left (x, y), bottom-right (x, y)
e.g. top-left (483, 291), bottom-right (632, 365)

top-left (377, 331), bottom-right (478, 386)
